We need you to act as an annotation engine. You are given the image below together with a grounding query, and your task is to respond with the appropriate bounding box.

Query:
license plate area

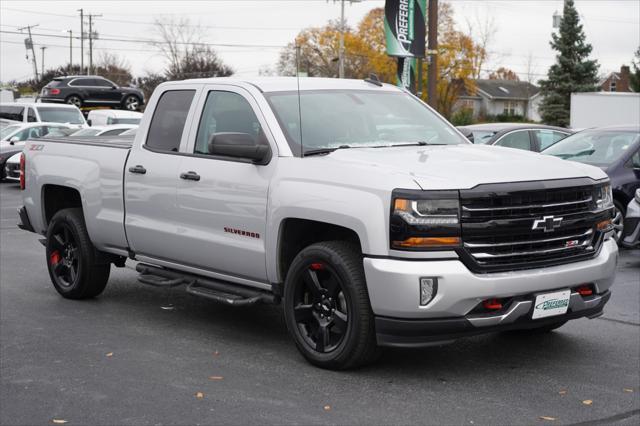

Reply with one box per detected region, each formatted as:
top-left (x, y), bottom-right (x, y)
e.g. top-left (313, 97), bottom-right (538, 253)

top-left (532, 289), bottom-right (570, 319)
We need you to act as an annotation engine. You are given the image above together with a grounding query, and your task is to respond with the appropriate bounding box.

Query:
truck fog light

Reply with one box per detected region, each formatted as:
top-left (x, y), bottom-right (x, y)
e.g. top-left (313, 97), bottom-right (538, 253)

top-left (419, 277), bottom-right (437, 306)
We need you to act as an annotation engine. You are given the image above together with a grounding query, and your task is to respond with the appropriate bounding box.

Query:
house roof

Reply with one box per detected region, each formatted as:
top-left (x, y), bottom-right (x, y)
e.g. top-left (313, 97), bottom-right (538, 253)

top-left (474, 79), bottom-right (540, 100)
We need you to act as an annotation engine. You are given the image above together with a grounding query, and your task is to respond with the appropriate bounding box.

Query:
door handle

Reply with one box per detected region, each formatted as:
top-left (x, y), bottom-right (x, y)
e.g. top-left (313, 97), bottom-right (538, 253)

top-left (180, 171), bottom-right (201, 181)
top-left (128, 165), bottom-right (146, 174)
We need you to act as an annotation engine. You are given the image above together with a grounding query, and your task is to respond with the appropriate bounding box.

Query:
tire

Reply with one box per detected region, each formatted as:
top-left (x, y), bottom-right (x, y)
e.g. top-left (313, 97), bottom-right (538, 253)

top-left (283, 241), bottom-right (378, 370)
top-left (45, 208), bottom-right (110, 299)
top-left (122, 95), bottom-right (140, 111)
top-left (65, 95), bottom-right (83, 108)
top-left (613, 200), bottom-right (626, 243)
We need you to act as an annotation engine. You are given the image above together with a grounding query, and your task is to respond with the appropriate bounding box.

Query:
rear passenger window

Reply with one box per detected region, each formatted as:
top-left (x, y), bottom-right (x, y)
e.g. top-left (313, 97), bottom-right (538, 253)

top-left (69, 78), bottom-right (93, 86)
top-left (495, 131), bottom-right (532, 151)
top-left (0, 106), bottom-right (25, 121)
top-left (146, 90), bottom-right (195, 152)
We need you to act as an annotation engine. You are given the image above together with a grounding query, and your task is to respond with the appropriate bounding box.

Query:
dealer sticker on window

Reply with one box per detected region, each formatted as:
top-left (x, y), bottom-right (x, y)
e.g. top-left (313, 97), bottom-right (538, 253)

top-left (532, 289), bottom-right (571, 319)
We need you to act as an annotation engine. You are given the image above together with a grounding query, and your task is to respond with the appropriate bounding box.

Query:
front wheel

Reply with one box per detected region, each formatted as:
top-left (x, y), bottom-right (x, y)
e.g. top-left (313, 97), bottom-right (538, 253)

top-left (612, 200), bottom-right (625, 243)
top-left (283, 241), bottom-right (378, 370)
top-left (46, 208), bottom-right (110, 299)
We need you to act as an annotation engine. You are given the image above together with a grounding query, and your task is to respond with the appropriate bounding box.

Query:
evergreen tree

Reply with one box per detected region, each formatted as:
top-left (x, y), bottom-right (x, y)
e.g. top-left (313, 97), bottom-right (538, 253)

top-left (538, 0), bottom-right (599, 127)
top-left (630, 47), bottom-right (640, 92)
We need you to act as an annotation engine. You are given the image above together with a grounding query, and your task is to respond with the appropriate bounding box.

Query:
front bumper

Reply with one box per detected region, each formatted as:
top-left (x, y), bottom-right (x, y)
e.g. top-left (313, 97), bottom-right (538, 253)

top-left (364, 238), bottom-right (618, 345)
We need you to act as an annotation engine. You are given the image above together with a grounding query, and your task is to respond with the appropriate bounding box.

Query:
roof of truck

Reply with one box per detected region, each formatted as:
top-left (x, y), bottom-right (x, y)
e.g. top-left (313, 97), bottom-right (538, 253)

top-left (162, 77), bottom-right (402, 93)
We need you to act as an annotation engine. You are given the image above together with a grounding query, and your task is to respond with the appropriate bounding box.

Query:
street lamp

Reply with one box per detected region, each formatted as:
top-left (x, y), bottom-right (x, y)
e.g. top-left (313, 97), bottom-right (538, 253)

top-left (62, 30), bottom-right (72, 72)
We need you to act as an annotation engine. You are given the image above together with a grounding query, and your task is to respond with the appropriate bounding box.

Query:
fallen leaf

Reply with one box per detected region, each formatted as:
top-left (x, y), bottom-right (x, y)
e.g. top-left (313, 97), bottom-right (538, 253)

top-left (52, 420), bottom-right (68, 424)
top-left (105, 353), bottom-right (113, 358)
top-left (208, 376), bottom-right (224, 381)
top-left (539, 416), bottom-right (556, 421)
top-left (558, 390), bottom-right (567, 395)
top-left (323, 405), bottom-right (331, 411)
top-left (195, 392), bottom-right (204, 399)
top-left (582, 400), bottom-right (593, 406)
top-left (623, 388), bottom-right (634, 393)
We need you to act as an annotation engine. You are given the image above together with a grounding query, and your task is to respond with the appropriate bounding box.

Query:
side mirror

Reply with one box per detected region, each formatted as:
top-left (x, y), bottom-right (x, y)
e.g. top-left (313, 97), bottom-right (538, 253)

top-left (9, 136), bottom-right (19, 144)
top-left (208, 132), bottom-right (270, 164)
top-left (87, 119), bottom-right (92, 126)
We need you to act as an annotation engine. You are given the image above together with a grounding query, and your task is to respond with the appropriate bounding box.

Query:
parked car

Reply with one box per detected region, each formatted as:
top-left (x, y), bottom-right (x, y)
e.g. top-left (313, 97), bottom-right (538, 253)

top-left (0, 122), bottom-right (73, 180)
top-left (0, 102), bottom-right (87, 127)
top-left (70, 124), bottom-right (138, 137)
top-left (457, 123), bottom-right (572, 152)
top-left (18, 77), bottom-right (617, 370)
top-left (543, 125), bottom-right (640, 241)
top-left (87, 109), bottom-right (143, 126)
top-left (621, 189), bottom-right (640, 248)
top-left (39, 76), bottom-right (145, 111)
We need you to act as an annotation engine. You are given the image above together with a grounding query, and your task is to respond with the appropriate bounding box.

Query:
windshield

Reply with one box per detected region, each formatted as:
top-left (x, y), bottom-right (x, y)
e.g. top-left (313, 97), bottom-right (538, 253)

top-left (38, 108), bottom-right (85, 125)
top-left (71, 128), bottom-right (100, 137)
top-left (543, 130), bottom-right (640, 166)
top-left (0, 125), bottom-right (21, 140)
top-left (265, 90), bottom-right (467, 155)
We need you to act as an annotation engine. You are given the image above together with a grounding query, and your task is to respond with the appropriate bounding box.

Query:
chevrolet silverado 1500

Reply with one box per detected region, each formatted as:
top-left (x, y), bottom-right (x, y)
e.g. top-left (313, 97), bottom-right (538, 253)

top-left (18, 77), bottom-right (618, 369)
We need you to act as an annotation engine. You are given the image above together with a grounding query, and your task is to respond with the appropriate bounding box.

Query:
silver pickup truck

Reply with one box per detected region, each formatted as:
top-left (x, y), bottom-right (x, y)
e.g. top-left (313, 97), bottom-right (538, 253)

top-left (18, 77), bottom-right (618, 369)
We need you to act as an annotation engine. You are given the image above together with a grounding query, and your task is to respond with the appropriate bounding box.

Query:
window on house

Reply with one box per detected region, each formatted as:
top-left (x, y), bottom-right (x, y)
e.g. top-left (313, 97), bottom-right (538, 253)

top-left (503, 101), bottom-right (516, 115)
top-left (610, 80), bottom-right (617, 92)
top-left (462, 99), bottom-right (475, 112)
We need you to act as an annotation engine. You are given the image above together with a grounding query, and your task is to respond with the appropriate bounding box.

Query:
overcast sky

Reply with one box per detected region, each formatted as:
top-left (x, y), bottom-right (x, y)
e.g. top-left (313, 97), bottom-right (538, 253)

top-left (1, 0), bottom-right (638, 84)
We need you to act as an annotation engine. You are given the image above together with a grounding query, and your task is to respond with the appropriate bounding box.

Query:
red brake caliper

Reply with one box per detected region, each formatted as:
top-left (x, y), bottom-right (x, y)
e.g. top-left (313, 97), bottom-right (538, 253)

top-left (50, 251), bottom-right (61, 265)
top-left (310, 263), bottom-right (324, 271)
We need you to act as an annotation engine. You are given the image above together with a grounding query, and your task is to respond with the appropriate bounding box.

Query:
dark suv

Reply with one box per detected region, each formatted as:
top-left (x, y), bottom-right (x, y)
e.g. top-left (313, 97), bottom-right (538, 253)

top-left (40, 76), bottom-right (145, 111)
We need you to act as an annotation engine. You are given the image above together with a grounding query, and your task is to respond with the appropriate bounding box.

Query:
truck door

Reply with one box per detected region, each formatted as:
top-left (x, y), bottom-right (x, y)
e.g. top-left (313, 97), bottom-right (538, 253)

top-left (124, 88), bottom-right (198, 260)
top-left (172, 86), bottom-right (275, 283)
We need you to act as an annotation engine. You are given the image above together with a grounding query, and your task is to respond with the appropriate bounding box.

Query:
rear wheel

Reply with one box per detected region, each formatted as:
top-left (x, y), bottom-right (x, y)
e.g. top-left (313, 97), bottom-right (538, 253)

top-left (283, 241), bottom-right (378, 370)
top-left (122, 95), bottom-right (140, 111)
top-left (65, 95), bottom-right (82, 108)
top-left (46, 208), bottom-right (110, 299)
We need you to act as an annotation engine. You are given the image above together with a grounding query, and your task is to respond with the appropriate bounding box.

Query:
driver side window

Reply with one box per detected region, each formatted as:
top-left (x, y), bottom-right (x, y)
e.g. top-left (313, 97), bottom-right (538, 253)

top-left (629, 150), bottom-right (640, 169)
top-left (194, 91), bottom-right (263, 156)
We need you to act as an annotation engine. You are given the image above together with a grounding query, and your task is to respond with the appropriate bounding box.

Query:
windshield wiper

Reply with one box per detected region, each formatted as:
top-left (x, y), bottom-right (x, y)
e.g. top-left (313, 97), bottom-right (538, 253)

top-left (556, 149), bottom-right (595, 159)
top-left (303, 145), bottom-right (351, 157)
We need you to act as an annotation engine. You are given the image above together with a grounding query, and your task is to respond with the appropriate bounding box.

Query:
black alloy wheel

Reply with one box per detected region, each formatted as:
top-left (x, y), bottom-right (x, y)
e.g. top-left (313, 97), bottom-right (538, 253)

top-left (49, 222), bottom-right (80, 288)
top-left (292, 262), bottom-right (350, 353)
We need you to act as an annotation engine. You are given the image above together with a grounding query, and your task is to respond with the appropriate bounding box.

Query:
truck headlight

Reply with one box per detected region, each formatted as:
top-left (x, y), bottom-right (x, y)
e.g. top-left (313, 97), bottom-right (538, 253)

top-left (595, 183), bottom-right (613, 210)
top-left (390, 190), bottom-right (461, 250)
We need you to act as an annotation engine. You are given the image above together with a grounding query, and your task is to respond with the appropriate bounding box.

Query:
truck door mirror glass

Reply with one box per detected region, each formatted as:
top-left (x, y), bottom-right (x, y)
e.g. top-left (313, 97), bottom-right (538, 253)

top-left (208, 132), bottom-right (269, 164)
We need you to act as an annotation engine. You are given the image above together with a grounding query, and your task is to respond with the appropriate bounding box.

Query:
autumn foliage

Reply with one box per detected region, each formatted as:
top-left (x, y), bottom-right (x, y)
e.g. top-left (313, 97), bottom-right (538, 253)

top-left (277, 5), bottom-right (486, 118)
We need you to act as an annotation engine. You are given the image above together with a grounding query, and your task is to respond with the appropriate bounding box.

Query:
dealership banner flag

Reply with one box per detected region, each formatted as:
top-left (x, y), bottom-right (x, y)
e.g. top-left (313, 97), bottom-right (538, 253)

top-left (396, 57), bottom-right (416, 90)
top-left (384, 0), bottom-right (427, 58)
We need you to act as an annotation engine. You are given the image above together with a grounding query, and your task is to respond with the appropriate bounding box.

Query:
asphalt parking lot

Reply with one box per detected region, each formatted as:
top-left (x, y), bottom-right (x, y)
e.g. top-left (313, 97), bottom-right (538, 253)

top-left (1, 181), bottom-right (638, 426)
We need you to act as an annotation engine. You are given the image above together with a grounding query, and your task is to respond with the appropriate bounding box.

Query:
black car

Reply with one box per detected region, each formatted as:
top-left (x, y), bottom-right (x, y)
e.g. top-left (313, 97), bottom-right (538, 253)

top-left (543, 125), bottom-right (640, 241)
top-left (39, 76), bottom-right (145, 111)
top-left (457, 123), bottom-right (572, 152)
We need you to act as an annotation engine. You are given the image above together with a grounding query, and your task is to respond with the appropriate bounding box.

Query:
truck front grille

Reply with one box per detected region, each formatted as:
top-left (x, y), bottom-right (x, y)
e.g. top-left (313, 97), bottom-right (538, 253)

top-left (459, 179), bottom-right (609, 273)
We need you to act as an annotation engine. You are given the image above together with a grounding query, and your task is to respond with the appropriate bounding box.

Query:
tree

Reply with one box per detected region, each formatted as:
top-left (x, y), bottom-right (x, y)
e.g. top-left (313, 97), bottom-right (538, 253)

top-left (133, 72), bottom-right (167, 101)
top-left (152, 18), bottom-right (232, 80)
top-left (631, 46), bottom-right (640, 92)
top-left (488, 67), bottom-right (520, 81)
top-left (96, 52), bottom-right (133, 86)
top-left (538, 0), bottom-right (599, 127)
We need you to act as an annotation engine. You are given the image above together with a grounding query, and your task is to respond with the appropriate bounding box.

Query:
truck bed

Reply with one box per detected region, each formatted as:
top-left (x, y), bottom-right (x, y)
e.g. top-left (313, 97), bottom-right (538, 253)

top-left (23, 135), bottom-right (132, 255)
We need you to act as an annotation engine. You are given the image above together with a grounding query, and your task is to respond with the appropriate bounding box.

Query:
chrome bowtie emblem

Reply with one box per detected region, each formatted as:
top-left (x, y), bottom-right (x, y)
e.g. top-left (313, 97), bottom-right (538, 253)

top-left (532, 215), bottom-right (563, 232)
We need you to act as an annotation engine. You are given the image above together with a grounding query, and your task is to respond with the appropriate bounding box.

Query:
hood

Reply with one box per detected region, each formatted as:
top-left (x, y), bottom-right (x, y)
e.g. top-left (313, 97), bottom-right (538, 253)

top-left (316, 144), bottom-right (608, 190)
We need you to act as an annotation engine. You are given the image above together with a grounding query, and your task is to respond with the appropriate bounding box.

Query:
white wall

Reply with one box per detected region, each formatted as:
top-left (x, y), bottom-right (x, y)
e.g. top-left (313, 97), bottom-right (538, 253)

top-left (571, 92), bottom-right (640, 129)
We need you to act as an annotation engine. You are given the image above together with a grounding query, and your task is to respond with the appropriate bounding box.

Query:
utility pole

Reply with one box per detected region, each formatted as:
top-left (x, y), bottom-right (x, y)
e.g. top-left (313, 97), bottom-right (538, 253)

top-left (87, 13), bottom-right (102, 75)
top-left (333, 0), bottom-right (361, 79)
top-left (40, 46), bottom-right (47, 76)
top-left (18, 24), bottom-right (39, 81)
top-left (78, 9), bottom-right (84, 74)
top-left (426, 0), bottom-right (438, 109)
